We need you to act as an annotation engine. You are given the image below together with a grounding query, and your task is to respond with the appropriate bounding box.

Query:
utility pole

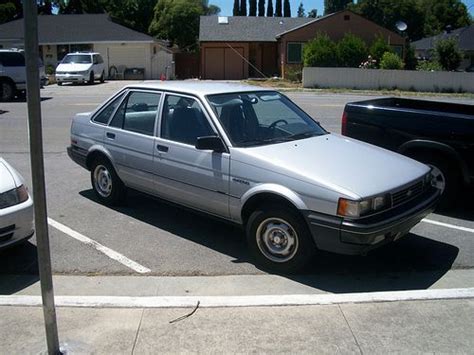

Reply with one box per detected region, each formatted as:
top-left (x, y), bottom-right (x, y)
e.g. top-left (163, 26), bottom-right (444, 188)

top-left (22, 1), bottom-right (61, 354)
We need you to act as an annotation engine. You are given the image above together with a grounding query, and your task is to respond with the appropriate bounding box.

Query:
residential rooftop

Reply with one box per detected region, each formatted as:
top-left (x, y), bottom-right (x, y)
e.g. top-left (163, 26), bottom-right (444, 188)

top-left (0, 14), bottom-right (154, 44)
top-left (412, 25), bottom-right (474, 51)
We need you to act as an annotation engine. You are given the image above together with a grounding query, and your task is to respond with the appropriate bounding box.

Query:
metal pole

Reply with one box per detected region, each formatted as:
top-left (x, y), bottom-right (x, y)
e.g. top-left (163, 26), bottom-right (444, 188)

top-left (22, 2), bottom-right (60, 354)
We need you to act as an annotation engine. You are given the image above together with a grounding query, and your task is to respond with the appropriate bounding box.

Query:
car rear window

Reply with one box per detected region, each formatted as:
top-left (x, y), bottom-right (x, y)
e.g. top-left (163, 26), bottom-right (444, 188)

top-left (0, 52), bottom-right (25, 67)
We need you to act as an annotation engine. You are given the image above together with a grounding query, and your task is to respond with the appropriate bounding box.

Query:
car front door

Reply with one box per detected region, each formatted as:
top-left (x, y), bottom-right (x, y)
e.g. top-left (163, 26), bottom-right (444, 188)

top-left (153, 93), bottom-right (230, 218)
top-left (104, 90), bottom-right (161, 194)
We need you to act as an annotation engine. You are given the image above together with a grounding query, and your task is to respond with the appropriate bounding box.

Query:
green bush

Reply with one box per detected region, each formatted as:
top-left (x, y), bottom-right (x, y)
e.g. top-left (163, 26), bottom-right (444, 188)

top-left (369, 35), bottom-right (393, 65)
top-left (416, 60), bottom-right (442, 71)
top-left (380, 52), bottom-right (404, 70)
top-left (434, 38), bottom-right (463, 71)
top-left (337, 33), bottom-right (368, 67)
top-left (285, 66), bottom-right (302, 82)
top-left (45, 64), bottom-right (55, 75)
top-left (303, 33), bottom-right (337, 67)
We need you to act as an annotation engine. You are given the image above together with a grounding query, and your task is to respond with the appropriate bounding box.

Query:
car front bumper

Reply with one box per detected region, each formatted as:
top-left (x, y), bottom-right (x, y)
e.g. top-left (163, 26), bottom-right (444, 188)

top-left (303, 186), bottom-right (441, 255)
top-left (0, 196), bottom-right (34, 250)
top-left (56, 73), bottom-right (89, 83)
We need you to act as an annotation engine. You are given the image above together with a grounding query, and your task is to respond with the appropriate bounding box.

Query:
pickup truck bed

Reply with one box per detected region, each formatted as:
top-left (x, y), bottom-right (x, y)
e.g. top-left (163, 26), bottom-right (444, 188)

top-left (342, 97), bottom-right (474, 208)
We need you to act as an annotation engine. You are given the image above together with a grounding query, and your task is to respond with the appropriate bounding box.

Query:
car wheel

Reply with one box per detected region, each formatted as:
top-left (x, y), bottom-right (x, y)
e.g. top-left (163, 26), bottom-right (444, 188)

top-left (0, 80), bottom-right (15, 101)
top-left (57, 81), bottom-right (62, 86)
top-left (88, 71), bottom-right (94, 85)
top-left (90, 158), bottom-right (126, 205)
top-left (246, 207), bottom-right (315, 273)
top-left (413, 153), bottom-right (460, 209)
top-left (100, 71), bottom-right (105, 83)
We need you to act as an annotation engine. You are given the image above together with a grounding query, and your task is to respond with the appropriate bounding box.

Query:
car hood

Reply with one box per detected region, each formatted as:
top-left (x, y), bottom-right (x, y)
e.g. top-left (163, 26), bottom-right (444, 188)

top-left (232, 134), bottom-right (430, 199)
top-left (0, 158), bottom-right (23, 193)
top-left (56, 63), bottom-right (92, 72)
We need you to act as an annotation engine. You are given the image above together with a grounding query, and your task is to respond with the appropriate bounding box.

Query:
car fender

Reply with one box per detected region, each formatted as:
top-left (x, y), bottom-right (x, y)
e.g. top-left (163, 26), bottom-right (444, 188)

top-left (398, 139), bottom-right (469, 183)
top-left (86, 144), bottom-right (116, 168)
top-left (240, 183), bottom-right (308, 211)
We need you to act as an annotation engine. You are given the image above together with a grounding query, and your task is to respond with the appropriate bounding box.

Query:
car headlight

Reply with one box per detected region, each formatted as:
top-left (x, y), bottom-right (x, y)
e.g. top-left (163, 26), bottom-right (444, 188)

top-left (337, 194), bottom-right (390, 218)
top-left (0, 185), bottom-right (29, 209)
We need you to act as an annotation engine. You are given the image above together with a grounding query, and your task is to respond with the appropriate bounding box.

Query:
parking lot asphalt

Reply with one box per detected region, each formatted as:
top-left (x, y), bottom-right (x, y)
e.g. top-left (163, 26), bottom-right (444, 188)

top-left (1, 81), bottom-right (473, 291)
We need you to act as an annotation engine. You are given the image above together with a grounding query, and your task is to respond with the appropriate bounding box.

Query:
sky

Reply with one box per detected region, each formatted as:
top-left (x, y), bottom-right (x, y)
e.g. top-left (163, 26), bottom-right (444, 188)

top-left (212, 0), bottom-right (474, 17)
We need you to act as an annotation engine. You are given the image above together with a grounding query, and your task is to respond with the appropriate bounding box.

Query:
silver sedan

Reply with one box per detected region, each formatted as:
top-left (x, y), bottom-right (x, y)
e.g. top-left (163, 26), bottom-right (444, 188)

top-left (68, 82), bottom-right (441, 272)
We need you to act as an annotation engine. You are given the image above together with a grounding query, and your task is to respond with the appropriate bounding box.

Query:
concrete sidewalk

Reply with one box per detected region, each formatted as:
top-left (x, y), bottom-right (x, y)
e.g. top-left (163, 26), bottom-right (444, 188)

top-left (2, 299), bottom-right (473, 353)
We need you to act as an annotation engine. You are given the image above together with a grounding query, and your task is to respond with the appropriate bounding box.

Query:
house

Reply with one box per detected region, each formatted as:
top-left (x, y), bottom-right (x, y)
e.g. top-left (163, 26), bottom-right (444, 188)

top-left (412, 25), bottom-right (474, 70)
top-left (0, 14), bottom-right (175, 79)
top-left (199, 10), bottom-right (405, 80)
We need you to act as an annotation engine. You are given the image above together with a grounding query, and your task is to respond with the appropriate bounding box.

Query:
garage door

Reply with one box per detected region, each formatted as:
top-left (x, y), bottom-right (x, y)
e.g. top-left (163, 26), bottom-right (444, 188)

top-left (204, 47), bottom-right (244, 80)
top-left (108, 46), bottom-right (146, 69)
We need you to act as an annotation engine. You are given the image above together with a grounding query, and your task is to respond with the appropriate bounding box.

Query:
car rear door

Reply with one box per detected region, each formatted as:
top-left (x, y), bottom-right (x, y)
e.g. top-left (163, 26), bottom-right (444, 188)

top-left (104, 90), bottom-right (161, 194)
top-left (153, 93), bottom-right (231, 218)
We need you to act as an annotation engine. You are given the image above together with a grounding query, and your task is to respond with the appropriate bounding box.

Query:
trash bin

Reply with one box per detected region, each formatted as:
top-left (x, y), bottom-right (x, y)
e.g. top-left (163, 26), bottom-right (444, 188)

top-left (124, 68), bottom-right (145, 80)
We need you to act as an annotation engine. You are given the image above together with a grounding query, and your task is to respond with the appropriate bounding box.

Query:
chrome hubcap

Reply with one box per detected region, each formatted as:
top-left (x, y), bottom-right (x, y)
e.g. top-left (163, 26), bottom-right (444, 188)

top-left (256, 218), bottom-right (298, 263)
top-left (93, 165), bottom-right (112, 197)
top-left (429, 165), bottom-right (446, 194)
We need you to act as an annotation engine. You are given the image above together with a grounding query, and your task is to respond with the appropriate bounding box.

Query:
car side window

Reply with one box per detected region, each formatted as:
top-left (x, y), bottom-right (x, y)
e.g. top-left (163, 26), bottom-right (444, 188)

top-left (93, 93), bottom-right (125, 124)
top-left (97, 55), bottom-right (104, 64)
top-left (109, 91), bottom-right (161, 136)
top-left (161, 94), bottom-right (214, 146)
top-left (0, 52), bottom-right (25, 67)
top-left (93, 55), bottom-right (98, 65)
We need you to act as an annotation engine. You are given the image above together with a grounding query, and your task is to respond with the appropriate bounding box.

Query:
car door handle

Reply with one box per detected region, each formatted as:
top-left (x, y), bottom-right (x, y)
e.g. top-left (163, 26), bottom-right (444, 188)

top-left (106, 132), bottom-right (115, 139)
top-left (156, 144), bottom-right (169, 152)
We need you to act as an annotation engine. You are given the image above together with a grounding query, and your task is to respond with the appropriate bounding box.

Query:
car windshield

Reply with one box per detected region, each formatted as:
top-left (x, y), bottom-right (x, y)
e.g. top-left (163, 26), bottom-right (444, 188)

top-left (207, 91), bottom-right (327, 147)
top-left (62, 54), bottom-right (91, 64)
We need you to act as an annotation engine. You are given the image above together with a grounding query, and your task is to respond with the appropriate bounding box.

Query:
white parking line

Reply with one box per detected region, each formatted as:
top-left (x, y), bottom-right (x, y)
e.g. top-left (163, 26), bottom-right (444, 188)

top-left (1, 288), bottom-right (473, 308)
top-left (48, 218), bottom-right (151, 274)
top-left (423, 218), bottom-right (474, 234)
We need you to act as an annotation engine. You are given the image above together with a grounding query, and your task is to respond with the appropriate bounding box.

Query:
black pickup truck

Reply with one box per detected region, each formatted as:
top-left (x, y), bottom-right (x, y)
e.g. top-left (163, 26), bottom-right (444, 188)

top-left (342, 97), bottom-right (474, 208)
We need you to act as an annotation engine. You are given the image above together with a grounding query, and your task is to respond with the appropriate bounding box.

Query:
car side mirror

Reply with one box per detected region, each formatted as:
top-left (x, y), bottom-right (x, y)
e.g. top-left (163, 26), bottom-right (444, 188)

top-left (195, 136), bottom-right (226, 153)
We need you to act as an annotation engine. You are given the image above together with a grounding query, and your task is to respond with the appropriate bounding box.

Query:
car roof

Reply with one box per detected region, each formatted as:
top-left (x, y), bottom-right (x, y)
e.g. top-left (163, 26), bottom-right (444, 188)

top-left (65, 52), bottom-right (100, 55)
top-left (124, 81), bottom-right (275, 96)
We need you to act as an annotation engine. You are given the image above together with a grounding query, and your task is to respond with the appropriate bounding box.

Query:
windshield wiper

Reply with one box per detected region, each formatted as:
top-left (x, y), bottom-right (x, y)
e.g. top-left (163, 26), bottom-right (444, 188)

top-left (282, 131), bottom-right (322, 141)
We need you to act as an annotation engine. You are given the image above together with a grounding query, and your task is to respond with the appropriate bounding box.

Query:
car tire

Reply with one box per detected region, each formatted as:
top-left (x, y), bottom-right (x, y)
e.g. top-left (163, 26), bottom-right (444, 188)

top-left (246, 207), bottom-right (316, 273)
top-left (57, 81), bottom-right (62, 86)
top-left (90, 157), bottom-right (126, 205)
top-left (88, 71), bottom-right (94, 85)
top-left (100, 71), bottom-right (105, 83)
top-left (0, 80), bottom-right (15, 101)
top-left (412, 153), bottom-right (461, 209)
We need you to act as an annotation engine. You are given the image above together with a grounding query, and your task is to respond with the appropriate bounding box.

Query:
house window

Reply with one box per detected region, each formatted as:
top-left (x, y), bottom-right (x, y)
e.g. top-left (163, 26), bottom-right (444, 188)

top-left (287, 43), bottom-right (303, 64)
top-left (391, 45), bottom-right (404, 58)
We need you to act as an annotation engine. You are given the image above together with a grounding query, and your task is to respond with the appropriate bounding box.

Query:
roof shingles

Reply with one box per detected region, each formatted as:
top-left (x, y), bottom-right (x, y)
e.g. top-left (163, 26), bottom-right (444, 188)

top-left (0, 14), bottom-right (154, 44)
top-left (199, 16), bottom-right (313, 42)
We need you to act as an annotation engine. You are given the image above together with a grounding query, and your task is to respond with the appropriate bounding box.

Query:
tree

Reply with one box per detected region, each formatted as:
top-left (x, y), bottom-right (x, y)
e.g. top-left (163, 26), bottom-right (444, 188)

top-left (233, 0), bottom-right (239, 15)
top-left (297, 2), bottom-right (305, 17)
top-left (106, 0), bottom-right (157, 34)
top-left (149, 0), bottom-right (204, 51)
top-left (275, 0), bottom-right (282, 16)
top-left (421, 0), bottom-right (471, 37)
top-left (404, 44), bottom-right (418, 70)
top-left (266, 0), bottom-right (273, 17)
top-left (349, 0), bottom-right (425, 41)
top-left (324, 0), bottom-right (352, 15)
top-left (249, 0), bottom-right (256, 15)
top-left (258, 0), bottom-right (265, 16)
top-left (283, 0), bottom-right (291, 17)
top-left (303, 33), bottom-right (338, 67)
top-left (240, 0), bottom-right (247, 15)
top-left (57, 0), bottom-right (105, 14)
top-left (0, 2), bottom-right (19, 24)
top-left (205, 4), bottom-right (221, 15)
top-left (379, 52), bottom-right (404, 69)
top-left (307, 9), bottom-right (317, 18)
top-left (336, 33), bottom-right (368, 67)
top-left (435, 37), bottom-right (462, 71)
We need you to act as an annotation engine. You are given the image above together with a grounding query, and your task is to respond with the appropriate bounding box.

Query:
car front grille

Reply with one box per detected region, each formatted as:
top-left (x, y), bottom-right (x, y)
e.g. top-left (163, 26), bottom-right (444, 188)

top-left (0, 224), bottom-right (15, 242)
top-left (391, 179), bottom-right (425, 208)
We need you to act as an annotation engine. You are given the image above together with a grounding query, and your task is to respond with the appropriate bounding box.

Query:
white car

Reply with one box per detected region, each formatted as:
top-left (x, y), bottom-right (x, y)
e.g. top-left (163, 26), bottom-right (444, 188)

top-left (0, 158), bottom-right (34, 250)
top-left (55, 52), bottom-right (105, 85)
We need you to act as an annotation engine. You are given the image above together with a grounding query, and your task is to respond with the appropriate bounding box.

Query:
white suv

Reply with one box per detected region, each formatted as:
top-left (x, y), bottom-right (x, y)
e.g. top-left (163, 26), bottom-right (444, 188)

top-left (56, 52), bottom-right (106, 85)
top-left (0, 49), bottom-right (46, 101)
